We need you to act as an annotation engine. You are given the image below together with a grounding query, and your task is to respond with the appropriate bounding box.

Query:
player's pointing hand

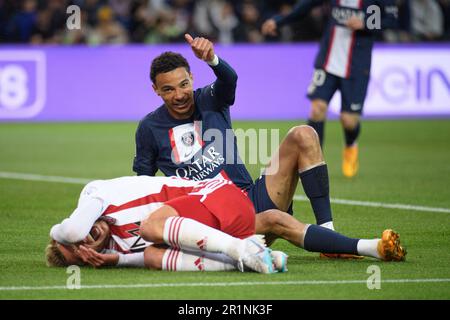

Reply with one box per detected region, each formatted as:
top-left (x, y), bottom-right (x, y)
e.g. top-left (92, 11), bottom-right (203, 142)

top-left (184, 33), bottom-right (194, 44)
top-left (184, 34), bottom-right (215, 64)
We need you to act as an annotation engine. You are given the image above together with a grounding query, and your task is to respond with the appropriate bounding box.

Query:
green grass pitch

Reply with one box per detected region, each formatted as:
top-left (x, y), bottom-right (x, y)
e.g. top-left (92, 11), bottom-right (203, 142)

top-left (0, 120), bottom-right (449, 299)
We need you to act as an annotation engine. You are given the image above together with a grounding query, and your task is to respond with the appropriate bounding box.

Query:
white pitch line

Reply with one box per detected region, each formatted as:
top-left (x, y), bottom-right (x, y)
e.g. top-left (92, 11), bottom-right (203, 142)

top-left (0, 171), bottom-right (91, 185)
top-left (1, 171), bottom-right (450, 214)
top-left (1, 278), bottom-right (449, 292)
top-left (293, 195), bottom-right (450, 214)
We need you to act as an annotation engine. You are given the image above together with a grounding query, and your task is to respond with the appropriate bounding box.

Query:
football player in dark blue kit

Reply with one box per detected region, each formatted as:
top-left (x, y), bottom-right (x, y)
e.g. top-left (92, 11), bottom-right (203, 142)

top-left (134, 34), bottom-right (359, 258)
top-left (262, 0), bottom-right (398, 178)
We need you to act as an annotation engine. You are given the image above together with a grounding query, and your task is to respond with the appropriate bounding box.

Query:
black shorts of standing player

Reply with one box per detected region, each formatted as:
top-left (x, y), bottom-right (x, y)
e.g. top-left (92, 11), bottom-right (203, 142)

top-left (307, 68), bottom-right (370, 115)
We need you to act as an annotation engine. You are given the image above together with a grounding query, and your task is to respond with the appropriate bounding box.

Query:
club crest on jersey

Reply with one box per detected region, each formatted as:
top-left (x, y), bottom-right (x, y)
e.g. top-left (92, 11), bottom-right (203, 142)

top-left (169, 121), bottom-right (204, 164)
top-left (181, 132), bottom-right (195, 147)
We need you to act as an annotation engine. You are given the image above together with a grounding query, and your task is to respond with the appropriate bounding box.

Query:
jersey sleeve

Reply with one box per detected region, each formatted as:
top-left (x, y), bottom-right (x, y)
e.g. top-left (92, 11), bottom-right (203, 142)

top-left (50, 196), bottom-right (104, 245)
top-left (133, 119), bottom-right (158, 176)
top-left (203, 57), bottom-right (238, 110)
top-left (274, 0), bottom-right (327, 26)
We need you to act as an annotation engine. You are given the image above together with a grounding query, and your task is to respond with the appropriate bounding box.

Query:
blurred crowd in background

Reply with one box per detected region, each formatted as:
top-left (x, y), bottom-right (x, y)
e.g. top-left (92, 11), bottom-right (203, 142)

top-left (1, 0), bottom-right (449, 45)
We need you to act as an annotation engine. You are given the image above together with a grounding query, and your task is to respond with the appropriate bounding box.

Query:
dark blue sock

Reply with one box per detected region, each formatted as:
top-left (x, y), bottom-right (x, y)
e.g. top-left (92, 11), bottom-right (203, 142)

top-left (344, 123), bottom-right (360, 146)
top-left (303, 225), bottom-right (359, 254)
top-left (299, 164), bottom-right (332, 225)
top-left (307, 119), bottom-right (324, 147)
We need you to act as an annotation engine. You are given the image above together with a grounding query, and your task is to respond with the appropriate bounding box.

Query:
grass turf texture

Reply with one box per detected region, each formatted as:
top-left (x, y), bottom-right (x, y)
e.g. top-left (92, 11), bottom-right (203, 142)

top-left (0, 120), bottom-right (449, 299)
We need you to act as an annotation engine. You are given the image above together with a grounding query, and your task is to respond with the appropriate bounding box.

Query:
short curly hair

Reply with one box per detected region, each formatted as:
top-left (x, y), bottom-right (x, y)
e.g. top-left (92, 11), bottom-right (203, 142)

top-left (150, 52), bottom-right (191, 84)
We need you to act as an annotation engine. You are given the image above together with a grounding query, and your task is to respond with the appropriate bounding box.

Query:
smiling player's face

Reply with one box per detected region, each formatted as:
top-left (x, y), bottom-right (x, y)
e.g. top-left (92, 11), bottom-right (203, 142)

top-left (153, 67), bottom-right (195, 120)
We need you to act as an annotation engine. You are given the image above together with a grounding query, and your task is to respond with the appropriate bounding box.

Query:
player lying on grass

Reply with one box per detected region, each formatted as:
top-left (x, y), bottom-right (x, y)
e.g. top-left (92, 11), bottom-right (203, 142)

top-left (45, 176), bottom-right (406, 271)
top-left (48, 176), bottom-right (279, 274)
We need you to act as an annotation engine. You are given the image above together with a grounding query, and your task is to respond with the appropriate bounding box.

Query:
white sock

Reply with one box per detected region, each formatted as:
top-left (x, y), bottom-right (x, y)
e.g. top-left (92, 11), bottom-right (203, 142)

top-left (163, 216), bottom-right (243, 260)
top-left (357, 239), bottom-right (381, 259)
top-left (162, 248), bottom-right (236, 271)
top-left (320, 221), bottom-right (335, 231)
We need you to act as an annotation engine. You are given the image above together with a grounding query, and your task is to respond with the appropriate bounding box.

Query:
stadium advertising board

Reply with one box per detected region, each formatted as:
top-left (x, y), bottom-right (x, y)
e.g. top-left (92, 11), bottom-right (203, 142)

top-left (329, 46), bottom-right (450, 118)
top-left (0, 44), bottom-right (448, 121)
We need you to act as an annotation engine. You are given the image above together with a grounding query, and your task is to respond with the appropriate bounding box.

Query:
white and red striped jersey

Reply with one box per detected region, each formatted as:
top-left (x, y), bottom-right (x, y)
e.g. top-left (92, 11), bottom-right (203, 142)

top-left (63, 175), bottom-right (232, 253)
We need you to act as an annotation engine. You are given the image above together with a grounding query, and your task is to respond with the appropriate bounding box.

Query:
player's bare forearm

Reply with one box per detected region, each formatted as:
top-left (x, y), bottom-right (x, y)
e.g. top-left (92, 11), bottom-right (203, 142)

top-left (77, 245), bottom-right (119, 268)
top-left (101, 253), bottom-right (119, 266)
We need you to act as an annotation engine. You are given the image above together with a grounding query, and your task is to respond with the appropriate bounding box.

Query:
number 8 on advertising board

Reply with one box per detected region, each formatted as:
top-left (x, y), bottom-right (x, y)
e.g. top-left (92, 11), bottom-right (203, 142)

top-left (0, 51), bottom-right (46, 119)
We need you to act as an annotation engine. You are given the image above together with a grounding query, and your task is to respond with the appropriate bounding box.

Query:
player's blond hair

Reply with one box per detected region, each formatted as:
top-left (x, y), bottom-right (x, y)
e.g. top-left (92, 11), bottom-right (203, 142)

top-left (45, 239), bottom-right (68, 267)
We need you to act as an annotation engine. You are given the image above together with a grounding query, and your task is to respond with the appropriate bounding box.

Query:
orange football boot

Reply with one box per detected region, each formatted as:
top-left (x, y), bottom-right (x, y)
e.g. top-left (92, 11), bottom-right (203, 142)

top-left (377, 229), bottom-right (407, 261)
top-left (342, 144), bottom-right (359, 178)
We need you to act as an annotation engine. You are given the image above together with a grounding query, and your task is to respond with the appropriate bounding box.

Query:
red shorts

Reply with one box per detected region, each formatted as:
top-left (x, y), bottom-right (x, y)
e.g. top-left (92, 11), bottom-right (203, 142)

top-left (165, 184), bottom-right (255, 239)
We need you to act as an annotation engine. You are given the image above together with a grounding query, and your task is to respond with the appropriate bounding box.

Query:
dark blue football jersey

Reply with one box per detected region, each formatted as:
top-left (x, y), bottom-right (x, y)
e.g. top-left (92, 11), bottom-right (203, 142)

top-left (274, 0), bottom-right (398, 78)
top-left (133, 57), bottom-right (254, 191)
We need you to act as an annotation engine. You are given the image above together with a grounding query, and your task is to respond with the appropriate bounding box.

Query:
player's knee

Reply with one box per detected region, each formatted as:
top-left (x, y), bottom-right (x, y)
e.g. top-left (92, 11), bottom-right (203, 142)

top-left (287, 125), bottom-right (318, 150)
top-left (139, 216), bottom-right (161, 243)
top-left (260, 209), bottom-right (285, 229)
top-left (310, 100), bottom-right (328, 120)
top-left (144, 245), bottom-right (164, 270)
top-left (340, 113), bottom-right (359, 130)
top-left (139, 219), bottom-right (153, 242)
top-left (140, 206), bottom-right (175, 243)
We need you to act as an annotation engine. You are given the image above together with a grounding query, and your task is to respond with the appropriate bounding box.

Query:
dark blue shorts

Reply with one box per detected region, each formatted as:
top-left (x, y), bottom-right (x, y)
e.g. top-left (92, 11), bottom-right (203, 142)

top-left (247, 175), bottom-right (293, 215)
top-left (307, 69), bottom-right (369, 114)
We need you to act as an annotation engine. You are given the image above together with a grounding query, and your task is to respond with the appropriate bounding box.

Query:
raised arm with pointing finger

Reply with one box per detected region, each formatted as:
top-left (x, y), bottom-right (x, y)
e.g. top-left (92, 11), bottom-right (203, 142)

top-left (183, 33), bottom-right (238, 107)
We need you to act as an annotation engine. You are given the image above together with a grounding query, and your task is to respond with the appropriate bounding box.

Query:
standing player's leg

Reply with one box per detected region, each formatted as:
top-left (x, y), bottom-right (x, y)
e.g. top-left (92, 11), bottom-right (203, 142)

top-left (306, 69), bottom-right (339, 147)
top-left (307, 99), bottom-right (328, 147)
top-left (341, 112), bottom-right (361, 177)
top-left (340, 74), bottom-right (369, 178)
top-left (139, 195), bottom-right (276, 273)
